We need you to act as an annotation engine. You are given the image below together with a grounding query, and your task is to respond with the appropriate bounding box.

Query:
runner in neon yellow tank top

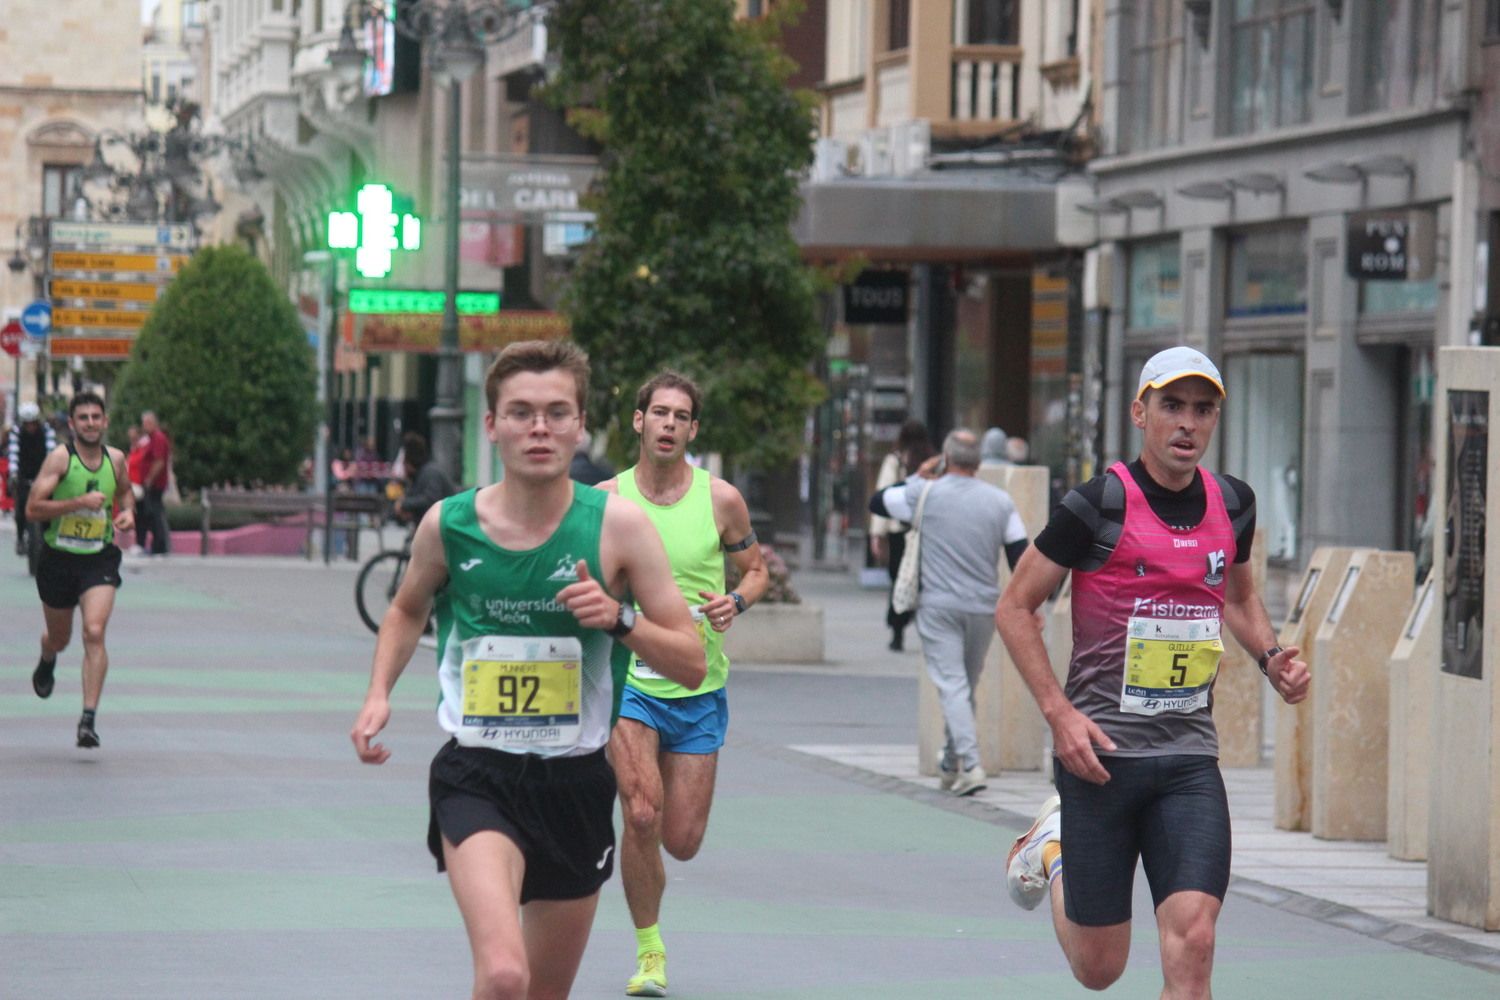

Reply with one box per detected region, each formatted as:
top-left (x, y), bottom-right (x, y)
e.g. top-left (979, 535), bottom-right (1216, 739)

top-left (25, 392), bottom-right (135, 749)
top-left (351, 341), bottom-right (705, 1000)
top-left (600, 370), bottom-right (769, 998)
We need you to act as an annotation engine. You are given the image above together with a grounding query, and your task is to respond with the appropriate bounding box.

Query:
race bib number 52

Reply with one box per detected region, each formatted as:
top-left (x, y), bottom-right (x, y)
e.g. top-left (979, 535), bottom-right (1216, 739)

top-left (1120, 616), bottom-right (1223, 716)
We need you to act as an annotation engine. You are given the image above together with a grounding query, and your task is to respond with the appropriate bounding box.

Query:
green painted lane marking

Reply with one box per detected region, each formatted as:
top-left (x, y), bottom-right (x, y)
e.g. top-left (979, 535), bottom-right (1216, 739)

top-left (706, 793), bottom-right (1010, 856)
top-left (0, 689), bottom-right (434, 717)
top-left (0, 863), bottom-right (459, 934)
top-left (1, 804), bottom-right (428, 843)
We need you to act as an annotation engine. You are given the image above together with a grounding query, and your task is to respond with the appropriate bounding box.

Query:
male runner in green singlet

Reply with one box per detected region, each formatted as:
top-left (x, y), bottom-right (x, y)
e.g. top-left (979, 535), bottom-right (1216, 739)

top-left (599, 371), bottom-right (769, 997)
top-left (26, 391), bottom-right (135, 748)
top-left (351, 340), bottom-right (705, 1000)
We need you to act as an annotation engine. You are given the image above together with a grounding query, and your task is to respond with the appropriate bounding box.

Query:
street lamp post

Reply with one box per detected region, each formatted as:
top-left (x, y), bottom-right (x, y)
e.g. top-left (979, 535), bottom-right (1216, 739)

top-left (333, 0), bottom-right (534, 485)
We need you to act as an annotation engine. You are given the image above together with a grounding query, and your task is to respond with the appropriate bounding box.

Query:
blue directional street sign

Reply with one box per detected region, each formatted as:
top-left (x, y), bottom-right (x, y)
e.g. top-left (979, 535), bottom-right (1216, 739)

top-left (20, 300), bottom-right (51, 338)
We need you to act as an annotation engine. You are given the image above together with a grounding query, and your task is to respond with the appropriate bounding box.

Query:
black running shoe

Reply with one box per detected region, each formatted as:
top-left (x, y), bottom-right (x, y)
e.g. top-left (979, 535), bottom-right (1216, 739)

top-left (76, 719), bottom-right (100, 749)
top-left (32, 656), bottom-right (56, 699)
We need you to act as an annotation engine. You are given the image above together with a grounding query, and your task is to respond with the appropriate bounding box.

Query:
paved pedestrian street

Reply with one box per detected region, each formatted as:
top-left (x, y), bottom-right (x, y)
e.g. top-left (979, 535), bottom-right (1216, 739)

top-left (2, 555), bottom-right (1497, 998)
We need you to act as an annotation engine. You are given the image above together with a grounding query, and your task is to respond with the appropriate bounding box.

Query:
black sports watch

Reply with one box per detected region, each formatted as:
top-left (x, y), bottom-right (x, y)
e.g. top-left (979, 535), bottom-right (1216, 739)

top-left (608, 601), bottom-right (637, 638)
top-left (1257, 645), bottom-right (1284, 677)
top-left (729, 591), bottom-right (747, 615)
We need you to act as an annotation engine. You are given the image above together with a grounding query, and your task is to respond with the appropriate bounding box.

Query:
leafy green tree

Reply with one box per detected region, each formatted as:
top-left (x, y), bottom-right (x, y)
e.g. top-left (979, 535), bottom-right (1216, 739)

top-left (549, 0), bottom-right (824, 469)
top-left (109, 245), bottom-right (317, 491)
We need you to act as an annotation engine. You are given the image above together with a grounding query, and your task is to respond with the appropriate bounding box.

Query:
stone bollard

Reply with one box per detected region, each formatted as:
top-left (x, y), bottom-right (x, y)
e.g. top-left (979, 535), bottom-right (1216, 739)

top-left (1309, 549), bottom-right (1413, 841)
top-left (1387, 571), bottom-right (1437, 861)
top-left (1273, 546), bottom-right (1364, 831)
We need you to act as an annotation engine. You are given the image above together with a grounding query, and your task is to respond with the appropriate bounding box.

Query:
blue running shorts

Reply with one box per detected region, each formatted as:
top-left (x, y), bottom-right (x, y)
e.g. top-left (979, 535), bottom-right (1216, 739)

top-left (617, 686), bottom-right (729, 754)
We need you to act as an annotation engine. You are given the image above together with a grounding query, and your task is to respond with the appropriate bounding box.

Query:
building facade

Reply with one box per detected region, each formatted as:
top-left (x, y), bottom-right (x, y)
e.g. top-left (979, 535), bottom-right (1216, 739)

top-left (1, 0), bottom-right (144, 415)
top-left (1089, 1), bottom-right (1483, 570)
top-left (798, 0), bottom-right (1098, 563)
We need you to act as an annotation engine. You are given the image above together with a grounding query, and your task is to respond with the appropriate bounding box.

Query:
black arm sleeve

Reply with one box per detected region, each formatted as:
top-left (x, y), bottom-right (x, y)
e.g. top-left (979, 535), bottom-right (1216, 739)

top-left (869, 489), bottom-right (891, 518)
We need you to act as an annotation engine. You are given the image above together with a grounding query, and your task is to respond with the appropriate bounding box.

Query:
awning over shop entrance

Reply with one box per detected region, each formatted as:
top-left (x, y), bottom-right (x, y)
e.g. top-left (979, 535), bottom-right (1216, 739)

top-left (794, 172), bottom-right (1085, 261)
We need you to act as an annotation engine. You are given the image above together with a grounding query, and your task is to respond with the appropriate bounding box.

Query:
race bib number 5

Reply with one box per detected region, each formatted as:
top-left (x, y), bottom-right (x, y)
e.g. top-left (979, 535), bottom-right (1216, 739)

top-left (460, 635), bottom-right (582, 749)
top-left (1121, 616), bottom-right (1223, 716)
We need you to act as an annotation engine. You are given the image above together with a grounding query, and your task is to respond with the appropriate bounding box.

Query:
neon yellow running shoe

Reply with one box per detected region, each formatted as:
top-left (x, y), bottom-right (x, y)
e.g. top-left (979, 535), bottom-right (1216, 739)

top-left (626, 951), bottom-right (667, 997)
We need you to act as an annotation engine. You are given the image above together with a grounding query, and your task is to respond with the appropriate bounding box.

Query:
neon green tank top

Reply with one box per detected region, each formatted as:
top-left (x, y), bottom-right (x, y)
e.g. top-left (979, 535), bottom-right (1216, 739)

top-left (433, 484), bottom-right (627, 755)
top-left (44, 444), bottom-right (117, 554)
top-left (617, 465), bottom-right (729, 698)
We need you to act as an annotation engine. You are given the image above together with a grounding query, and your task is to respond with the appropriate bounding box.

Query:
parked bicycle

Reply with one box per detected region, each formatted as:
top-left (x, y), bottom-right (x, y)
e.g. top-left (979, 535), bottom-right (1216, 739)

top-left (355, 525), bottom-right (417, 634)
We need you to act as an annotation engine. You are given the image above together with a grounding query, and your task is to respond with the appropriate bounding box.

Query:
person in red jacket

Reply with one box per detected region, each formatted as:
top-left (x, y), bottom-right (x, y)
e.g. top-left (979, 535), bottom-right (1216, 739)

top-left (137, 412), bottom-right (172, 555)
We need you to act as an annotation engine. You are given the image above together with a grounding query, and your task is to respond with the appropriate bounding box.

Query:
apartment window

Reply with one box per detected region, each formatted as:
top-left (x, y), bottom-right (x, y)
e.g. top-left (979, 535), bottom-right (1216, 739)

top-left (888, 0), bottom-right (910, 50)
top-left (956, 0), bottom-right (1018, 46)
top-left (1228, 0), bottom-right (1314, 136)
top-left (1227, 227), bottom-right (1308, 318)
top-left (1128, 239), bottom-right (1182, 330)
top-left (42, 164), bottom-right (83, 218)
top-left (1126, 0), bottom-right (1184, 152)
top-left (1355, 1), bottom-right (1438, 113)
top-left (1361, 279), bottom-right (1438, 316)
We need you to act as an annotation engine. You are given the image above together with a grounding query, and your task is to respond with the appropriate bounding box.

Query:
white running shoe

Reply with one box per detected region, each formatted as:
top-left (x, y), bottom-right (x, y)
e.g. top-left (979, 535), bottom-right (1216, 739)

top-left (949, 764), bottom-right (987, 797)
top-left (1005, 794), bottom-right (1061, 910)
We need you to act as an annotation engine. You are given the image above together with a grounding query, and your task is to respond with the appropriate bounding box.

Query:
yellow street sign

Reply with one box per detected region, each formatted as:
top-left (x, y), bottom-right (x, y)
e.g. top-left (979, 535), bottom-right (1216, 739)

top-left (49, 337), bottom-right (135, 358)
top-left (50, 279), bottom-right (163, 303)
top-left (50, 251), bottom-right (187, 275)
top-left (52, 307), bottom-right (149, 330)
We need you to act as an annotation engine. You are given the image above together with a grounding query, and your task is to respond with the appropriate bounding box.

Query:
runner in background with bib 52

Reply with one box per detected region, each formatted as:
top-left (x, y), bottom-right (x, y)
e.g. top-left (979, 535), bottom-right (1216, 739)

top-left (25, 392), bottom-right (135, 749)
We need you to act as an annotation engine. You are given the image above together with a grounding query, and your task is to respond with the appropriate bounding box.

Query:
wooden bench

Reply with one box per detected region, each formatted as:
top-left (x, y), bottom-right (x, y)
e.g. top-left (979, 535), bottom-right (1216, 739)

top-left (200, 490), bottom-right (320, 558)
top-left (199, 489), bottom-right (392, 560)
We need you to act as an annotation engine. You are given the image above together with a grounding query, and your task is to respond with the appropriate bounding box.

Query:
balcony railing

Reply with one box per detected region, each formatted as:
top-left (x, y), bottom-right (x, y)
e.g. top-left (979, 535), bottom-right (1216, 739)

top-left (950, 44), bottom-right (1022, 123)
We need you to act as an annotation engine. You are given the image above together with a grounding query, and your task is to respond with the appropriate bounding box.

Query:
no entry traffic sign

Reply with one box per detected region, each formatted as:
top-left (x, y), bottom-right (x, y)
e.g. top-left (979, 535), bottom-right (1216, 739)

top-left (1, 319), bottom-right (23, 357)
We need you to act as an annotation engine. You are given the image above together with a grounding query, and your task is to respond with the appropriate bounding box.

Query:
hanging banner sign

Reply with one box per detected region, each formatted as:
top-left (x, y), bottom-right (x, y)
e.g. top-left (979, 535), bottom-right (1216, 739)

top-left (1346, 209), bottom-right (1436, 281)
top-left (842, 270), bottom-right (910, 325)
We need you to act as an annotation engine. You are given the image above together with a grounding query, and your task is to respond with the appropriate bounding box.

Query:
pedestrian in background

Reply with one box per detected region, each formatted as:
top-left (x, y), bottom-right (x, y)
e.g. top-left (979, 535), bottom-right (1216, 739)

top-left (8, 402), bottom-right (56, 556)
top-left (395, 432), bottom-right (455, 524)
top-left (869, 419), bottom-right (932, 652)
top-left (869, 428), bottom-right (1028, 795)
top-left (570, 429), bottom-right (616, 486)
top-left (136, 411), bottom-right (172, 555)
top-left (980, 426), bottom-right (1013, 469)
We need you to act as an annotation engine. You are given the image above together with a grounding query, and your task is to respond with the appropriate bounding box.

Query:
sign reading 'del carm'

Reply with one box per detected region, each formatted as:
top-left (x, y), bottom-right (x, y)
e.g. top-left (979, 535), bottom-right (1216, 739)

top-left (460, 155), bottom-right (599, 218)
top-left (842, 270), bottom-right (910, 325)
top-left (1346, 209), bottom-right (1436, 281)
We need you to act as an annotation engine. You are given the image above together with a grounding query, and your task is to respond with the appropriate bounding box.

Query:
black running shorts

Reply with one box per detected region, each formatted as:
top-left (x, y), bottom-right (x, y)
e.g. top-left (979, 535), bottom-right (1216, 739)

top-left (35, 544), bottom-right (123, 610)
top-left (427, 739), bottom-right (617, 903)
top-left (1053, 753), bottom-right (1231, 927)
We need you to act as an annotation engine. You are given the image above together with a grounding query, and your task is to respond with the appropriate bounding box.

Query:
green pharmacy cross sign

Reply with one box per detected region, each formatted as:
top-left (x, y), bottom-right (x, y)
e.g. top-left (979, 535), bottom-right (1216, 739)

top-left (327, 183), bottom-right (422, 279)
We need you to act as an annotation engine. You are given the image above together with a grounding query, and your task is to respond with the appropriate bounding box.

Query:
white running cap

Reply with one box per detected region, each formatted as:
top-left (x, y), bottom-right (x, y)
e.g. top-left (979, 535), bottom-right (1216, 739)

top-left (1136, 347), bottom-right (1224, 400)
